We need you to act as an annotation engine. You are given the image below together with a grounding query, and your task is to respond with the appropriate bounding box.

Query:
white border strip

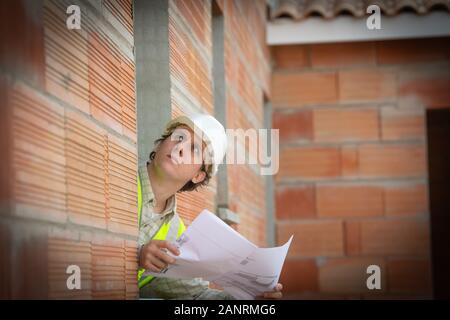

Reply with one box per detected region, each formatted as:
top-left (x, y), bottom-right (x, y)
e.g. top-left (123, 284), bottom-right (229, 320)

top-left (267, 11), bottom-right (450, 45)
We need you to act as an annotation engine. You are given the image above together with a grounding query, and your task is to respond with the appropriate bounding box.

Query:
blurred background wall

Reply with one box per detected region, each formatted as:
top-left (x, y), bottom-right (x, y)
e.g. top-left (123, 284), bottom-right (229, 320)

top-left (273, 38), bottom-right (450, 299)
top-left (270, 1), bottom-right (450, 299)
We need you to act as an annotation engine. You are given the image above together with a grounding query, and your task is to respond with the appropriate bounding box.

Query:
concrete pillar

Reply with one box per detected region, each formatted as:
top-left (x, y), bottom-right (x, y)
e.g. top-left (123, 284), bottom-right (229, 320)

top-left (134, 0), bottom-right (172, 165)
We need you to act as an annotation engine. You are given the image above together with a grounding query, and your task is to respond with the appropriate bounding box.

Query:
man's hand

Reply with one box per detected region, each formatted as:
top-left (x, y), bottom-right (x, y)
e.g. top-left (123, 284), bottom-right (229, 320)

top-left (139, 240), bottom-right (180, 273)
top-left (258, 283), bottom-right (283, 299)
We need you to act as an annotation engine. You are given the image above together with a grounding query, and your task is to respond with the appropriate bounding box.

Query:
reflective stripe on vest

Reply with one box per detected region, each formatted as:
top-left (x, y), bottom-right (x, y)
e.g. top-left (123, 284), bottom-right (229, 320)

top-left (137, 173), bottom-right (186, 289)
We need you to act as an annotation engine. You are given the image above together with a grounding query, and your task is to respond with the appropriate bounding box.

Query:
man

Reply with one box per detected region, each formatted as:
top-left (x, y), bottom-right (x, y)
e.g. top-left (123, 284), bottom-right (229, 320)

top-left (138, 113), bottom-right (283, 299)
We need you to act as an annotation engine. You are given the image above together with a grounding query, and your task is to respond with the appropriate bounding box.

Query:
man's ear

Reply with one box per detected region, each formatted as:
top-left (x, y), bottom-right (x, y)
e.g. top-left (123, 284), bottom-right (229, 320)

top-left (191, 170), bottom-right (206, 184)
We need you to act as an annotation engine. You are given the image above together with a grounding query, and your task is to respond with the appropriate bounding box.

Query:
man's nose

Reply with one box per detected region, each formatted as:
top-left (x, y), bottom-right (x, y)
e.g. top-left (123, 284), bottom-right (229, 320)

top-left (175, 141), bottom-right (189, 158)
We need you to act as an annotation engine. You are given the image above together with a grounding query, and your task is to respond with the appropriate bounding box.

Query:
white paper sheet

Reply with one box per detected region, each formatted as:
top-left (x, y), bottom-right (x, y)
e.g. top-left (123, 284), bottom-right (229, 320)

top-left (143, 209), bottom-right (293, 300)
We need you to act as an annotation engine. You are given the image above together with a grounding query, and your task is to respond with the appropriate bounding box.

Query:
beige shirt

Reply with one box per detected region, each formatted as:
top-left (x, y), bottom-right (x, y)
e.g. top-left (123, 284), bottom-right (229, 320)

top-left (138, 163), bottom-right (177, 247)
top-left (138, 163), bottom-right (234, 300)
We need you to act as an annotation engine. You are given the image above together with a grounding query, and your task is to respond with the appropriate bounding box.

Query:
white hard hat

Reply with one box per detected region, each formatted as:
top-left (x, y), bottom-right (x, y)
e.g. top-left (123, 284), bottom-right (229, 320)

top-left (164, 113), bottom-right (227, 176)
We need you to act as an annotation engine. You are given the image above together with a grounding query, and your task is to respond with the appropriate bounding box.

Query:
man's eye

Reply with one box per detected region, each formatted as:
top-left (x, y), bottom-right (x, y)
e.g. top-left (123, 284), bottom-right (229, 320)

top-left (192, 145), bottom-right (200, 154)
top-left (175, 134), bottom-right (184, 142)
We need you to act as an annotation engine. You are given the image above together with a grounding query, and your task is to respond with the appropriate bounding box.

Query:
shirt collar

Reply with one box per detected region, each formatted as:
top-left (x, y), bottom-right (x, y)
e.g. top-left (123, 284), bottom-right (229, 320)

top-left (138, 163), bottom-right (177, 217)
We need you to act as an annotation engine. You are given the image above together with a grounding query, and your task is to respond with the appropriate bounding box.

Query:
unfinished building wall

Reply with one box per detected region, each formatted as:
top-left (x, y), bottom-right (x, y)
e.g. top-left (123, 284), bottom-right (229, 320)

top-left (1, 0), bottom-right (273, 299)
top-left (0, 0), bottom-right (138, 299)
top-left (272, 38), bottom-right (450, 299)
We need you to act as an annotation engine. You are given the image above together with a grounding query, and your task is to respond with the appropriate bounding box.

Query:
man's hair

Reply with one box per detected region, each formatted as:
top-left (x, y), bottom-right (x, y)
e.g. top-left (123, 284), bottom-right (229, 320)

top-left (148, 123), bottom-right (212, 193)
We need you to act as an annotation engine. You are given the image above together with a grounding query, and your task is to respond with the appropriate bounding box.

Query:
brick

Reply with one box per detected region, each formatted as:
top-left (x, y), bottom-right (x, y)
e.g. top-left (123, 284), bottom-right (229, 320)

top-left (65, 110), bottom-right (107, 230)
top-left (398, 67), bottom-right (450, 109)
top-left (43, 0), bottom-right (90, 113)
top-left (345, 221), bottom-right (361, 256)
top-left (10, 82), bottom-right (66, 223)
top-left (174, 0), bottom-right (209, 50)
top-left (119, 58), bottom-right (137, 142)
top-left (1, 222), bottom-right (49, 299)
top-left (91, 236), bottom-right (126, 299)
top-left (272, 45), bottom-right (310, 69)
top-left (277, 220), bottom-right (344, 257)
top-left (272, 71), bottom-right (337, 108)
top-left (387, 259), bottom-right (432, 295)
top-left (376, 38), bottom-right (450, 65)
top-left (279, 259), bottom-right (318, 294)
top-left (339, 69), bottom-right (396, 102)
top-left (319, 258), bottom-right (386, 294)
top-left (88, 32), bottom-right (123, 134)
top-left (107, 134), bottom-right (138, 237)
top-left (358, 218), bottom-right (430, 256)
top-left (340, 146), bottom-right (358, 177)
top-left (275, 185), bottom-right (316, 219)
top-left (358, 144), bottom-right (426, 178)
top-left (125, 240), bottom-right (138, 297)
top-left (317, 184), bottom-right (384, 218)
top-left (103, 0), bottom-right (134, 35)
top-left (311, 42), bottom-right (375, 68)
top-left (170, 18), bottom-right (214, 114)
top-left (385, 183), bottom-right (428, 216)
top-left (177, 182), bottom-right (216, 224)
top-left (47, 227), bottom-right (79, 241)
top-left (48, 236), bottom-right (92, 299)
top-left (237, 214), bottom-right (267, 247)
top-left (237, 168), bottom-right (265, 213)
top-left (278, 147), bottom-right (341, 180)
top-left (272, 110), bottom-right (313, 142)
top-left (313, 107), bottom-right (379, 142)
top-left (381, 106), bottom-right (425, 140)
top-left (225, 93), bottom-right (263, 136)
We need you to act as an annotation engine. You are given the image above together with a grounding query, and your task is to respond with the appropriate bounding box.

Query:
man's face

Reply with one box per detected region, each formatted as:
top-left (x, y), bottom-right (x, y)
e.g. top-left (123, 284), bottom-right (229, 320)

top-left (153, 125), bottom-right (207, 184)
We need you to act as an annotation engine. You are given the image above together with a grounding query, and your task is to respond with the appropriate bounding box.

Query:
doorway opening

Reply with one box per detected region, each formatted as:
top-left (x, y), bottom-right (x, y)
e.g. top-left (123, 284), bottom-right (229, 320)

top-left (427, 108), bottom-right (450, 299)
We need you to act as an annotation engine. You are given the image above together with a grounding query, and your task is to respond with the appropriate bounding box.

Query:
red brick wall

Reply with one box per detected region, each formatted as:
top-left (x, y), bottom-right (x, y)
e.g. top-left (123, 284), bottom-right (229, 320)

top-left (168, 0), bottom-right (271, 247)
top-left (222, 0), bottom-right (270, 246)
top-left (272, 38), bottom-right (450, 299)
top-left (1, 0), bottom-right (271, 299)
top-left (1, 0), bottom-right (138, 299)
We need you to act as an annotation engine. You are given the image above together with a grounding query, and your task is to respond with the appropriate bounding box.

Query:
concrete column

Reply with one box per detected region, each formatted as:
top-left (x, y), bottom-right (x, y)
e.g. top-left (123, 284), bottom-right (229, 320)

top-left (264, 100), bottom-right (276, 247)
top-left (212, 3), bottom-right (228, 208)
top-left (134, 0), bottom-right (172, 165)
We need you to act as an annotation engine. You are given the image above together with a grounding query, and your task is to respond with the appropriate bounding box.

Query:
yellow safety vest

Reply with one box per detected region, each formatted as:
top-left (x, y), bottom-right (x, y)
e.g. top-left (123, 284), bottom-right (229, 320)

top-left (137, 173), bottom-right (186, 289)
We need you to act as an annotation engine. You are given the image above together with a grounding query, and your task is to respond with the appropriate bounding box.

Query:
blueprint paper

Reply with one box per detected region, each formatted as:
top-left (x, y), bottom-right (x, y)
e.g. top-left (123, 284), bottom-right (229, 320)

top-left (143, 209), bottom-right (293, 299)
